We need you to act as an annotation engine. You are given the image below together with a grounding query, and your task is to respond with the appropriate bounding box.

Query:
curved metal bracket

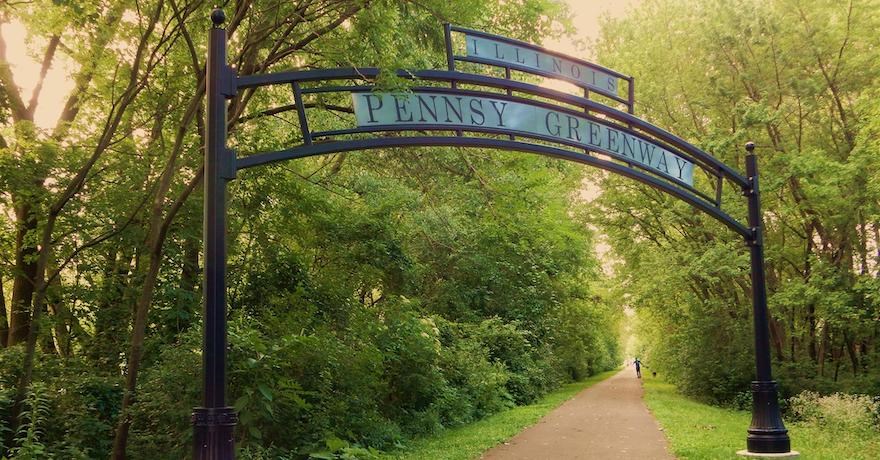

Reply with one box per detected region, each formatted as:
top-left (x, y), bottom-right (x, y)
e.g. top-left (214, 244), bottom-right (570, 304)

top-left (235, 136), bottom-right (750, 238)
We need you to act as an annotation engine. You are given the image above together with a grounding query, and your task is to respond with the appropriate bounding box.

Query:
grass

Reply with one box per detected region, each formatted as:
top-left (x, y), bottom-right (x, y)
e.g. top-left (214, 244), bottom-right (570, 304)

top-left (642, 378), bottom-right (880, 459)
top-left (376, 369), bottom-right (619, 460)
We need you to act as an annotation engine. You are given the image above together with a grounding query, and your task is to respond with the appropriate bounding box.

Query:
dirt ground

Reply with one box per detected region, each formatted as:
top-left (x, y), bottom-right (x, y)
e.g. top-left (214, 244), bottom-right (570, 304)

top-left (480, 368), bottom-right (673, 459)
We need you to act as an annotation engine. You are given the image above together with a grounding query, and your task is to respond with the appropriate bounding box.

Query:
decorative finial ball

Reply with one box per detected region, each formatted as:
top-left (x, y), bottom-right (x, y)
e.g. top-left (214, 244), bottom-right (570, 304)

top-left (211, 7), bottom-right (225, 26)
top-left (745, 141), bottom-right (756, 153)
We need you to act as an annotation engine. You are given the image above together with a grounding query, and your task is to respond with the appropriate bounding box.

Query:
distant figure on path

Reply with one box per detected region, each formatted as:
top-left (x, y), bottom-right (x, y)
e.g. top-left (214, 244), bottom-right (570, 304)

top-left (633, 358), bottom-right (642, 378)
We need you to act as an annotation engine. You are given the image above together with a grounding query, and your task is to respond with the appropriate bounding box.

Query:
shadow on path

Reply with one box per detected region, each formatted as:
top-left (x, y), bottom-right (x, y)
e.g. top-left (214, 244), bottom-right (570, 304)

top-left (480, 368), bottom-right (672, 459)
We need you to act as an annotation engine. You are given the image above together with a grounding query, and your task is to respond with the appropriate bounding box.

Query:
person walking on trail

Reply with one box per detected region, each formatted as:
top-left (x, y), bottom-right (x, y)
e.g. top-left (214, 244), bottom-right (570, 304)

top-left (633, 358), bottom-right (642, 378)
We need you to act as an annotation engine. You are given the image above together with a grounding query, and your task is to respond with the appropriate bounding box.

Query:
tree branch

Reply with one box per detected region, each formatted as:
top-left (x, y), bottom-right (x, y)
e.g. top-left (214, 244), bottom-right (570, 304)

top-left (0, 22), bottom-right (29, 122)
top-left (26, 34), bottom-right (60, 118)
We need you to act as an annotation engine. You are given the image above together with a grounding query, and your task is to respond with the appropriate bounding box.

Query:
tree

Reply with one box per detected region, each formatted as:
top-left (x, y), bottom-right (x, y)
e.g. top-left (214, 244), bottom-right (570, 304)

top-left (0, 1), bottom-right (624, 458)
top-left (591, 0), bottom-right (880, 400)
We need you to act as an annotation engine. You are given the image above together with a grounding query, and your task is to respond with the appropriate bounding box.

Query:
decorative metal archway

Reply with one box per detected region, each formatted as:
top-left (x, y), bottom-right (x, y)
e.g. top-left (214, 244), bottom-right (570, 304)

top-left (193, 9), bottom-right (793, 459)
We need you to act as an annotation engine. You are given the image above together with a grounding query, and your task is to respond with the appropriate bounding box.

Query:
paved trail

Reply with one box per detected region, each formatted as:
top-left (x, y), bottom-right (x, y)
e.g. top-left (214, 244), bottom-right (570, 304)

top-left (481, 368), bottom-right (672, 459)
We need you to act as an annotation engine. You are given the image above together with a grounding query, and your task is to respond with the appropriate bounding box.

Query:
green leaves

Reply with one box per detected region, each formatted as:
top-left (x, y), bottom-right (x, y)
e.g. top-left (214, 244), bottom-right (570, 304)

top-left (593, 0), bottom-right (880, 402)
top-left (0, 0), bottom-right (618, 457)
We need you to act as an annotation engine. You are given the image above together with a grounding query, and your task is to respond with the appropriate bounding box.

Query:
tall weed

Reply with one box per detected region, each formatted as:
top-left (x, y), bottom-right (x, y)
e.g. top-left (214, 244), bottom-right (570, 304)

top-left (789, 391), bottom-right (880, 433)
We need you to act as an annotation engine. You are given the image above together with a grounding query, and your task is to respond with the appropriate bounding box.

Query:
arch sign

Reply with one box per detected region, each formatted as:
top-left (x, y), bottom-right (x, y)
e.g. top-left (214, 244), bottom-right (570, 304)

top-left (194, 10), bottom-right (794, 459)
top-left (351, 91), bottom-right (695, 185)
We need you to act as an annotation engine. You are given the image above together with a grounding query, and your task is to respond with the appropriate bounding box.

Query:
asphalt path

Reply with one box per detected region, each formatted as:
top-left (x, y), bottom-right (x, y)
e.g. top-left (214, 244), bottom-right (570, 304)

top-left (480, 368), bottom-right (673, 459)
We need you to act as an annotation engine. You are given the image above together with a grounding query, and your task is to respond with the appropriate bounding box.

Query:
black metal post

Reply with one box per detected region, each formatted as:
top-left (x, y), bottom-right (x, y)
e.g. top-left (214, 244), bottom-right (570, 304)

top-left (743, 141), bottom-right (791, 454)
top-left (192, 8), bottom-right (237, 460)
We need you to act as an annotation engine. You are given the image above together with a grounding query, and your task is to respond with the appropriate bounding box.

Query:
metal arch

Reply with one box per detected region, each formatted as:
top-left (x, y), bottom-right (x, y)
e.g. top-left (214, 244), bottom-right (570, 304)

top-left (306, 123), bottom-right (718, 204)
top-left (235, 136), bottom-right (750, 238)
top-left (233, 65), bottom-right (753, 238)
top-left (236, 68), bottom-right (748, 187)
top-left (197, 14), bottom-right (791, 458)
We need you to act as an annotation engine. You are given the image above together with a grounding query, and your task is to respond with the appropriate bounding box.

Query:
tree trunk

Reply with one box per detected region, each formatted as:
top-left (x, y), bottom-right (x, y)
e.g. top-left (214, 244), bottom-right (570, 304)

top-left (833, 343), bottom-right (843, 382)
top-left (0, 273), bottom-right (7, 348)
top-left (110, 248), bottom-right (163, 460)
top-left (8, 202), bottom-right (38, 346)
top-left (176, 234), bottom-right (200, 334)
top-left (807, 303), bottom-right (817, 362)
top-left (873, 222), bottom-right (880, 277)
top-left (89, 248), bottom-right (135, 370)
top-left (46, 269), bottom-right (71, 357)
top-left (857, 213), bottom-right (868, 274)
top-left (843, 331), bottom-right (859, 377)
top-left (769, 316), bottom-right (785, 362)
top-left (789, 308), bottom-right (796, 362)
top-left (9, 210), bottom-right (56, 445)
top-left (804, 226), bottom-right (817, 362)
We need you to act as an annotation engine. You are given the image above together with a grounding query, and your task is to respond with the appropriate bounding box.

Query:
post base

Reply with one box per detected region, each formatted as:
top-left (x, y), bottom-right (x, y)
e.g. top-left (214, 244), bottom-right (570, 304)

top-left (192, 406), bottom-right (237, 459)
top-left (737, 450), bottom-right (799, 458)
top-left (746, 380), bottom-right (790, 454)
top-left (747, 431), bottom-right (792, 454)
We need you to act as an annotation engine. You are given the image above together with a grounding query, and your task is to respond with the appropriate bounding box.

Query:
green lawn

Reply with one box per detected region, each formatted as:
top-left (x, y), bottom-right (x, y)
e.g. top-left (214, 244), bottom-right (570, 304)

top-left (642, 379), bottom-right (880, 459)
top-left (377, 369), bottom-right (619, 460)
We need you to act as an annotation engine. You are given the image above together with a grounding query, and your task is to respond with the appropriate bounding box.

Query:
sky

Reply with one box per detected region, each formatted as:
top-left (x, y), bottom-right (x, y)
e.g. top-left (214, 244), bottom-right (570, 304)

top-left (1, 20), bottom-right (75, 130)
top-left (545, 0), bottom-right (641, 56)
top-left (546, 0), bottom-right (642, 273)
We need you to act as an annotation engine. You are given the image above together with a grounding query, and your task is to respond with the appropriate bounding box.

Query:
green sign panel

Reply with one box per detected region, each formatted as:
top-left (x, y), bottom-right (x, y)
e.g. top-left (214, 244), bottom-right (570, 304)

top-left (465, 34), bottom-right (619, 98)
top-left (352, 92), bottom-right (694, 186)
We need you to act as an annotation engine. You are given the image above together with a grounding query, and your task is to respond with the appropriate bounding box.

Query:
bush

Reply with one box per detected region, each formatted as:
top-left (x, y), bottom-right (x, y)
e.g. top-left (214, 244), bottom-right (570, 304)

top-left (127, 332), bottom-right (201, 459)
top-left (789, 391), bottom-right (880, 433)
top-left (0, 347), bottom-right (122, 459)
top-left (551, 301), bottom-right (621, 380)
top-left (53, 374), bottom-right (121, 458)
top-left (471, 318), bottom-right (558, 405)
top-left (729, 390), bottom-right (752, 411)
top-left (435, 320), bottom-right (512, 422)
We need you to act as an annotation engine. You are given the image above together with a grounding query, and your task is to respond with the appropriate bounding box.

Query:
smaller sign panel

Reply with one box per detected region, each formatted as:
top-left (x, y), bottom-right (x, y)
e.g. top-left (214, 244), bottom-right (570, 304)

top-left (352, 92), bottom-right (693, 186)
top-left (465, 34), bottom-right (619, 98)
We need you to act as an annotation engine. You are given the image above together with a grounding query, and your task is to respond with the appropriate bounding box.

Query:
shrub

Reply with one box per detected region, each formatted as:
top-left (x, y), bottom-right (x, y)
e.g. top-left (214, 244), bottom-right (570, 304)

top-left (471, 318), bottom-right (558, 405)
top-left (8, 383), bottom-right (53, 460)
top-left (789, 391), bottom-right (880, 433)
top-left (435, 322), bottom-right (512, 421)
top-left (127, 331), bottom-right (201, 459)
